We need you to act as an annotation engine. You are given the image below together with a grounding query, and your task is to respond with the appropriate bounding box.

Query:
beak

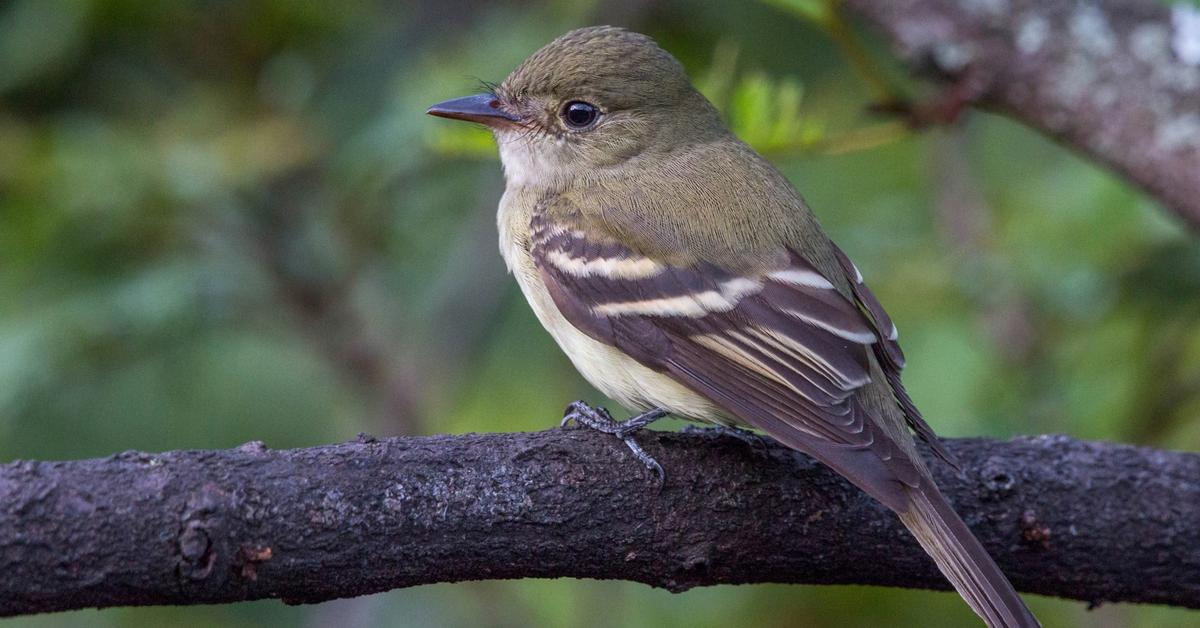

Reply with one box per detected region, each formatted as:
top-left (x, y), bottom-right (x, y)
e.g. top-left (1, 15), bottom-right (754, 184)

top-left (426, 93), bottom-right (520, 127)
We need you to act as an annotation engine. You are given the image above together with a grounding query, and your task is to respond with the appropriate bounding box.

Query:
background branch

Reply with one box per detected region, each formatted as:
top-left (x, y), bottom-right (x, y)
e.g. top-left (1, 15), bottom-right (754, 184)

top-left (843, 0), bottom-right (1200, 229)
top-left (2, 429), bottom-right (1198, 617)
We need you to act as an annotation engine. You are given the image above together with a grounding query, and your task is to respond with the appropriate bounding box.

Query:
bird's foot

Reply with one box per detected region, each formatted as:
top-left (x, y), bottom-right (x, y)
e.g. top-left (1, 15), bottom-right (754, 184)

top-left (561, 400), bottom-right (668, 481)
top-left (681, 424), bottom-right (773, 457)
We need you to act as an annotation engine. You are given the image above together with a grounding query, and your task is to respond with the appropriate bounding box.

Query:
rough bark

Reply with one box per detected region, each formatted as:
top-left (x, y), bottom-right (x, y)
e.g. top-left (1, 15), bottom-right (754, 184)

top-left (2, 429), bottom-right (1198, 617)
top-left (844, 0), bottom-right (1200, 229)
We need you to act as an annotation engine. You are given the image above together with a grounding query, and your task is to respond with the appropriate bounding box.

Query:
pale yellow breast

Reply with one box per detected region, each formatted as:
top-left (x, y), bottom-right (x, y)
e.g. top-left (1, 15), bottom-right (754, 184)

top-left (497, 190), bottom-right (733, 425)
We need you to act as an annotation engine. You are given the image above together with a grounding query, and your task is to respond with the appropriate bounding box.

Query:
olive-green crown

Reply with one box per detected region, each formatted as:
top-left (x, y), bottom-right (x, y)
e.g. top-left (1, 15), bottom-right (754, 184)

top-left (500, 26), bottom-right (694, 111)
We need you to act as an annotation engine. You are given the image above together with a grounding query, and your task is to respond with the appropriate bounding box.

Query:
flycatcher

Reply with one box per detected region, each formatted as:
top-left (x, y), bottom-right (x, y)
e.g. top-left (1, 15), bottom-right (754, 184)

top-left (428, 26), bottom-right (1038, 628)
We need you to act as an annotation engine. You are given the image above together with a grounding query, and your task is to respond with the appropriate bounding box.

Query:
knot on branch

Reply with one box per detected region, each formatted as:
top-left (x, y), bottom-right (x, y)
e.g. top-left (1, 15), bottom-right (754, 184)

top-left (177, 483), bottom-right (230, 583)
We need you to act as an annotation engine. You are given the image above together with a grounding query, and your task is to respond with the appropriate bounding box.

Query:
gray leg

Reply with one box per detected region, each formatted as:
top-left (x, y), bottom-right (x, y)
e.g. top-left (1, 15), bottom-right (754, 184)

top-left (561, 400), bottom-right (668, 480)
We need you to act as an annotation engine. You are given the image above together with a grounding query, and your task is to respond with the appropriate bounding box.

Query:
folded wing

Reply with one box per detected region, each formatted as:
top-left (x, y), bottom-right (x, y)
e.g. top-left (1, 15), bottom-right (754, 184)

top-left (530, 211), bottom-right (923, 511)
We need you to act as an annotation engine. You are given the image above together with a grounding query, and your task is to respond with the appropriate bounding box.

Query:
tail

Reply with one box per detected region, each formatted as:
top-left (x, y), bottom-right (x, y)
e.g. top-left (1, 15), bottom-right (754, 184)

top-left (898, 485), bottom-right (1040, 628)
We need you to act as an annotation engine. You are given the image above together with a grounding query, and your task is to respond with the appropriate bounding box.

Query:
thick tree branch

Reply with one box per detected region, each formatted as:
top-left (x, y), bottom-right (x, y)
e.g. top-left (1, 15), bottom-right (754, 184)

top-left (1, 429), bottom-right (1198, 617)
top-left (844, 0), bottom-right (1200, 229)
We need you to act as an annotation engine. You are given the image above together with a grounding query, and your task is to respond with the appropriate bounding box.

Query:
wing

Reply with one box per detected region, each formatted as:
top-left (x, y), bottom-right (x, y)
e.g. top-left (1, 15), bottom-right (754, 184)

top-left (530, 212), bottom-right (923, 512)
top-left (829, 245), bottom-right (958, 469)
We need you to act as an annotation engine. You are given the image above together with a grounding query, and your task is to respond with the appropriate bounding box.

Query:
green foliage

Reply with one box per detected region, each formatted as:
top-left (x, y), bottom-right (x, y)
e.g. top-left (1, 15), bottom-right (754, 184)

top-left (758, 0), bottom-right (835, 28)
top-left (707, 61), bottom-right (826, 155)
top-left (2, 1), bottom-right (1199, 627)
top-left (426, 124), bottom-right (500, 160)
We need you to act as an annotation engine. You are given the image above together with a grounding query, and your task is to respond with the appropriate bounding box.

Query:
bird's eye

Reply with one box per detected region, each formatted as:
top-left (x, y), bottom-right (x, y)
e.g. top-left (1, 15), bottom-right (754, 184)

top-left (561, 101), bottom-right (599, 129)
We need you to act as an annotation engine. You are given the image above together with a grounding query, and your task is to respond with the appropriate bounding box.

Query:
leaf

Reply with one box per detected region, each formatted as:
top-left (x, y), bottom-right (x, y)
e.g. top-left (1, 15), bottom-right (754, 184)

top-left (768, 77), bottom-right (805, 146)
top-left (695, 40), bottom-right (741, 112)
top-left (426, 125), bottom-right (499, 160)
top-left (758, 0), bottom-right (835, 27)
top-left (730, 71), bottom-right (775, 147)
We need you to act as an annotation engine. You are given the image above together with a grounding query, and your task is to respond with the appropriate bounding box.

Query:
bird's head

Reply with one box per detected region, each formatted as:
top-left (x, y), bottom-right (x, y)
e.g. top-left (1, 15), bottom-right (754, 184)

top-left (428, 26), bottom-right (726, 187)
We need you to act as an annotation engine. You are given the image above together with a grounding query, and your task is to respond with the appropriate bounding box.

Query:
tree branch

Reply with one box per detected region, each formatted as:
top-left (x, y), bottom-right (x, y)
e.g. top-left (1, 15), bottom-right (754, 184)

top-left (843, 0), bottom-right (1200, 229)
top-left (2, 428), bottom-right (1198, 617)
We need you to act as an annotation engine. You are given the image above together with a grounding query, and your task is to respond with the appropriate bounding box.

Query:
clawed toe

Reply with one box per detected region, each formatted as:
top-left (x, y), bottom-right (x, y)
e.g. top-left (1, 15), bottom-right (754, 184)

top-left (560, 400), bottom-right (668, 480)
top-left (619, 435), bottom-right (664, 481)
top-left (561, 400), bottom-right (619, 431)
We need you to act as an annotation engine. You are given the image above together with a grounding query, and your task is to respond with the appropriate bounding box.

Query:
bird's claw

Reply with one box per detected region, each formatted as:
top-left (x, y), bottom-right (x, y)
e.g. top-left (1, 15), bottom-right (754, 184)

top-left (615, 434), bottom-right (664, 481)
top-left (561, 400), bottom-right (615, 429)
top-left (561, 400), bottom-right (668, 481)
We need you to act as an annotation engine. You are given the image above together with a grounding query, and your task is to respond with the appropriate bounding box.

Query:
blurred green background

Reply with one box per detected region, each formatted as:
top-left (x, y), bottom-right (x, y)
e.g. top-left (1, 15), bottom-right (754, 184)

top-left (2, 0), bottom-right (1198, 626)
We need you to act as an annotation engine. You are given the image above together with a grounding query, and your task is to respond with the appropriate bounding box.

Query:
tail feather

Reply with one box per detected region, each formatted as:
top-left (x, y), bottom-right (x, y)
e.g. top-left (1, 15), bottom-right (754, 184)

top-left (899, 486), bottom-right (1040, 628)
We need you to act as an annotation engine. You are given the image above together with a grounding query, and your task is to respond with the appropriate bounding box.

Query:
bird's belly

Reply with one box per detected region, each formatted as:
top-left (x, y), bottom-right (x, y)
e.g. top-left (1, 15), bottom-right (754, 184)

top-left (505, 241), bottom-right (736, 426)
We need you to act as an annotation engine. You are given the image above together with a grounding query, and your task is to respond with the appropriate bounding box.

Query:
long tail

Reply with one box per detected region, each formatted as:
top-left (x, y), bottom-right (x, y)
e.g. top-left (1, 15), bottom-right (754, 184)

top-left (898, 485), bottom-right (1040, 628)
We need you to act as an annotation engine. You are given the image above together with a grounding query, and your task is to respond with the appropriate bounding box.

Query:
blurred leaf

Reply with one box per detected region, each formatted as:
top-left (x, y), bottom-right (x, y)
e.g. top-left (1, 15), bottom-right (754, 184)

top-left (730, 71), bottom-right (775, 144)
top-left (695, 40), bottom-right (740, 112)
top-left (758, 0), bottom-right (834, 27)
top-left (725, 70), bottom-right (831, 155)
top-left (425, 123), bottom-right (501, 160)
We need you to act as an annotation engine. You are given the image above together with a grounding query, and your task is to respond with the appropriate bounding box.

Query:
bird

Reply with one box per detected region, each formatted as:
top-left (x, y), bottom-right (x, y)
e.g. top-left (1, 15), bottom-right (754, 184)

top-left (427, 26), bottom-right (1039, 628)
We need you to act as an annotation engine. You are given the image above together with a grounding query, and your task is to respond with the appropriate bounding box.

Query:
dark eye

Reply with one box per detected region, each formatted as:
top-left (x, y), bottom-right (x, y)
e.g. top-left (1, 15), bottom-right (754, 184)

top-left (561, 101), bottom-right (599, 129)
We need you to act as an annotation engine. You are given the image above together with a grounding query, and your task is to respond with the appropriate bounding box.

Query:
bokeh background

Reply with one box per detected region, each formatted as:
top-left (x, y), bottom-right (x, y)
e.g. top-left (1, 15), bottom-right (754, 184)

top-left (3, 0), bottom-right (1199, 626)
